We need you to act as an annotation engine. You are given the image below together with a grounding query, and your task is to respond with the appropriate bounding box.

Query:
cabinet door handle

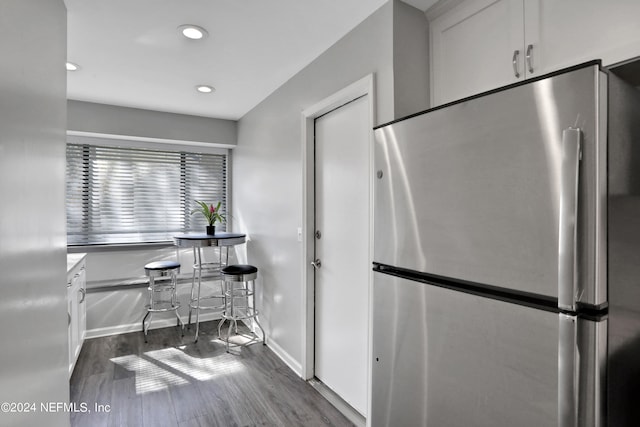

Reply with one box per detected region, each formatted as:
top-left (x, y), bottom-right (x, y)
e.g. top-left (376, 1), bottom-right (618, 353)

top-left (79, 288), bottom-right (86, 304)
top-left (512, 50), bottom-right (521, 78)
top-left (526, 44), bottom-right (534, 73)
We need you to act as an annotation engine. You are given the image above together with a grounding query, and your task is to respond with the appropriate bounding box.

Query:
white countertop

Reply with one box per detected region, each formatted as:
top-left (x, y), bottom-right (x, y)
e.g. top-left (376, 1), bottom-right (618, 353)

top-left (67, 253), bottom-right (87, 274)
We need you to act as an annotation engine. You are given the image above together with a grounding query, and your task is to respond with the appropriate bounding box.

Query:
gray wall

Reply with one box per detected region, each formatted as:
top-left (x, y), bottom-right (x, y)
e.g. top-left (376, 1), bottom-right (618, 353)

top-left (233, 0), bottom-right (429, 370)
top-left (68, 100), bottom-right (237, 146)
top-left (393, 1), bottom-right (430, 118)
top-left (0, 1), bottom-right (69, 426)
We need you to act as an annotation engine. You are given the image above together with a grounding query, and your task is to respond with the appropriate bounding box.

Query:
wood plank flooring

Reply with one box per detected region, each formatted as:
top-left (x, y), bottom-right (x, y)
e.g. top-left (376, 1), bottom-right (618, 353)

top-left (70, 321), bottom-right (353, 427)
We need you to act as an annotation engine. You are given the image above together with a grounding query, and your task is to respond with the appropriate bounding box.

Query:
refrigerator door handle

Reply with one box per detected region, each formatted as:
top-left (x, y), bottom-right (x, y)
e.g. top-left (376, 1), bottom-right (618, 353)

top-left (558, 127), bottom-right (582, 311)
top-left (558, 313), bottom-right (579, 427)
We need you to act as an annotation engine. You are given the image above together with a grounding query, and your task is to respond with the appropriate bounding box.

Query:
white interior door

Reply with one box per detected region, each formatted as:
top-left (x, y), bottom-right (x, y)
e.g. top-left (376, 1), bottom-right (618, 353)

top-left (314, 94), bottom-right (370, 416)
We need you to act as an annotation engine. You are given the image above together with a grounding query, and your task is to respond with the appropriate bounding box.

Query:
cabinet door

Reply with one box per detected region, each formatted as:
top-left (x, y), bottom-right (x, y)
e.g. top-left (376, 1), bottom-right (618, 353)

top-left (525, 0), bottom-right (640, 76)
top-left (430, 0), bottom-right (524, 106)
top-left (67, 286), bottom-right (73, 377)
top-left (68, 278), bottom-right (79, 377)
top-left (77, 265), bottom-right (86, 346)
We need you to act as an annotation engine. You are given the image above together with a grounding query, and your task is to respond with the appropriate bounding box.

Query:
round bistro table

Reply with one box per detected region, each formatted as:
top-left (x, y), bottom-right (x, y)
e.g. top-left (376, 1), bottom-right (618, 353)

top-left (173, 232), bottom-right (246, 342)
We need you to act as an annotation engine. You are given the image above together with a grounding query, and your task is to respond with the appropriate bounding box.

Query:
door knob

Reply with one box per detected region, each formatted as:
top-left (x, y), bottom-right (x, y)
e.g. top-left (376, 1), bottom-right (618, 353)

top-left (311, 259), bottom-right (322, 270)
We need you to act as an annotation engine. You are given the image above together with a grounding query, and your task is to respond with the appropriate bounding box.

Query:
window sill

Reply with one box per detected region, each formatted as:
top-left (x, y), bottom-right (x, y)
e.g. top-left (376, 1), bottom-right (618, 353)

top-left (67, 241), bottom-right (175, 253)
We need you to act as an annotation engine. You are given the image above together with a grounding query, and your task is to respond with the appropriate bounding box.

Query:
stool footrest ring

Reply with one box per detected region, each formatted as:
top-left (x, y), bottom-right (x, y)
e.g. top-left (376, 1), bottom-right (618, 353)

top-left (222, 307), bottom-right (259, 322)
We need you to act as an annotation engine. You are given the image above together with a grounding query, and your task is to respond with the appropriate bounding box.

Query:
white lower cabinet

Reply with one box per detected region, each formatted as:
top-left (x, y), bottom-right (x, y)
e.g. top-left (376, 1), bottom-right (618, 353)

top-left (67, 254), bottom-right (87, 378)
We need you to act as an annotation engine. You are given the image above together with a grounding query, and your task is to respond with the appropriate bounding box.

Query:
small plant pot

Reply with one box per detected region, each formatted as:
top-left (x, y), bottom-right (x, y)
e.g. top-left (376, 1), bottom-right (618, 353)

top-left (206, 225), bottom-right (216, 235)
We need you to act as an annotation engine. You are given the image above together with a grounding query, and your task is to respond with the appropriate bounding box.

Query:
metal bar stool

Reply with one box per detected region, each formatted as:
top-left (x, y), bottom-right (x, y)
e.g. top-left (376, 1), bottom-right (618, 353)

top-left (217, 264), bottom-right (265, 352)
top-left (187, 245), bottom-right (228, 342)
top-left (142, 260), bottom-right (184, 342)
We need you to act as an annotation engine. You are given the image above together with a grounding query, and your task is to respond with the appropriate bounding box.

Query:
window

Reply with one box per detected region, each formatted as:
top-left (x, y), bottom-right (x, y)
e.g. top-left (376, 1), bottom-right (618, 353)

top-left (66, 142), bottom-right (227, 245)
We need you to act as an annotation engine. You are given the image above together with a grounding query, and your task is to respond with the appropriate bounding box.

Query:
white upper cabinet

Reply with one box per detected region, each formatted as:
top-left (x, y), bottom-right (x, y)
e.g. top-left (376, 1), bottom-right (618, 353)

top-left (430, 0), bottom-right (640, 106)
top-left (430, 0), bottom-right (525, 106)
top-left (525, 0), bottom-right (640, 76)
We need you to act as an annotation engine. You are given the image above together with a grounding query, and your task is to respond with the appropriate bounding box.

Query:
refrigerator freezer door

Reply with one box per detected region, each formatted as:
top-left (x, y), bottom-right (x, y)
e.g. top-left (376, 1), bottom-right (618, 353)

top-left (374, 64), bottom-right (606, 306)
top-left (371, 273), bottom-right (606, 427)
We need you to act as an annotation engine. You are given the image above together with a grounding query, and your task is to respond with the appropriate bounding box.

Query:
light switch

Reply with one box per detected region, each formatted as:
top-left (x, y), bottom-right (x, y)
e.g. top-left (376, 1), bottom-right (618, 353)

top-left (297, 227), bottom-right (303, 242)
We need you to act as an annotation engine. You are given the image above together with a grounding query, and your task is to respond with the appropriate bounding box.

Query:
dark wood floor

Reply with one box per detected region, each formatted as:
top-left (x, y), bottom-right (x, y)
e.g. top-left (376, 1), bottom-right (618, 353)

top-left (70, 321), bottom-right (353, 427)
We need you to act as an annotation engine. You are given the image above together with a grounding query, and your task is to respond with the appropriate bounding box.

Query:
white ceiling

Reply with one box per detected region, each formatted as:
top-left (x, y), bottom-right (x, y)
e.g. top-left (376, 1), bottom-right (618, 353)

top-left (65, 0), bottom-right (436, 120)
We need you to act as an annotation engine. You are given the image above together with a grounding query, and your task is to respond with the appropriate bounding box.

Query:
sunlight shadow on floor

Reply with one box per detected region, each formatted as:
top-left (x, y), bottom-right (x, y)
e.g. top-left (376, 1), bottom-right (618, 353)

top-left (110, 346), bottom-right (245, 395)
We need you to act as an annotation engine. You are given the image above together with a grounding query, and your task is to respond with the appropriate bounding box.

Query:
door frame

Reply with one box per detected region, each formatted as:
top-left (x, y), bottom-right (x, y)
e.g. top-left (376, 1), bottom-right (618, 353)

top-left (300, 74), bottom-right (375, 384)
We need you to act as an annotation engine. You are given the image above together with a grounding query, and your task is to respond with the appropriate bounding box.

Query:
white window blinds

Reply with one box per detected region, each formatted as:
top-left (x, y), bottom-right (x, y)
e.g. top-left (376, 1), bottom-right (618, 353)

top-left (66, 143), bottom-right (227, 245)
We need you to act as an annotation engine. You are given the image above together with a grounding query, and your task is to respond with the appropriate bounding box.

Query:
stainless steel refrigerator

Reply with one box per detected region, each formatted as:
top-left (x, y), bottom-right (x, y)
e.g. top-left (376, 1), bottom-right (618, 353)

top-left (372, 61), bottom-right (640, 427)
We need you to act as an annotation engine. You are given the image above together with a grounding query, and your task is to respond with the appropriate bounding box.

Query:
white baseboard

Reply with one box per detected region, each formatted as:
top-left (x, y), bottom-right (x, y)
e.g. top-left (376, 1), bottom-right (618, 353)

top-left (309, 378), bottom-right (366, 427)
top-left (85, 312), bottom-right (222, 339)
top-left (266, 337), bottom-right (303, 377)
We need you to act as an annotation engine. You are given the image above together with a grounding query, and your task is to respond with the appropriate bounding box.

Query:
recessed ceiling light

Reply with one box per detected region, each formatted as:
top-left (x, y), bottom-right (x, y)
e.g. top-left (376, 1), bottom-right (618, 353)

top-left (196, 85), bottom-right (215, 93)
top-left (66, 62), bottom-right (80, 71)
top-left (178, 25), bottom-right (208, 40)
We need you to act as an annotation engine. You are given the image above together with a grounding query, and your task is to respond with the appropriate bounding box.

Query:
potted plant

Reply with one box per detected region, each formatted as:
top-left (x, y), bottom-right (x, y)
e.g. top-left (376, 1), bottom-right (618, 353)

top-left (191, 200), bottom-right (226, 235)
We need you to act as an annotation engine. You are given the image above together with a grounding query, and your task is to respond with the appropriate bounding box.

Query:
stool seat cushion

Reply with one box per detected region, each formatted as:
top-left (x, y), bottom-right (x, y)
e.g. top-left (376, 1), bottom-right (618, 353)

top-left (222, 264), bottom-right (257, 276)
top-left (145, 260), bottom-right (181, 271)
